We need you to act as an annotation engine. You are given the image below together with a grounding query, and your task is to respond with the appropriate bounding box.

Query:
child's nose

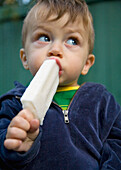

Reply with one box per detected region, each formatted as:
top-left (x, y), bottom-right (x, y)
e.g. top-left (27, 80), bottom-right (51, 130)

top-left (47, 41), bottom-right (63, 58)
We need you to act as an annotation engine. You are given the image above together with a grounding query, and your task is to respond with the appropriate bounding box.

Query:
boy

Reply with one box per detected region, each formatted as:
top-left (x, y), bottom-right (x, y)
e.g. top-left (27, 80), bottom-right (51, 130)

top-left (0, 0), bottom-right (121, 169)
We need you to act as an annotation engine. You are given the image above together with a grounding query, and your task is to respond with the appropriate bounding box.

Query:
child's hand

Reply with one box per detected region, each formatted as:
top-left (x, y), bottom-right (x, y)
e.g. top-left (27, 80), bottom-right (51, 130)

top-left (4, 109), bottom-right (40, 152)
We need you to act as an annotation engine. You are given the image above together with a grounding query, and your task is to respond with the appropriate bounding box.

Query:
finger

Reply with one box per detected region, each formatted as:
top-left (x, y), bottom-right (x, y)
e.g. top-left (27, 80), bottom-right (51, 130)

top-left (4, 139), bottom-right (22, 150)
top-left (9, 116), bottom-right (30, 131)
top-left (18, 109), bottom-right (35, 122)
top-left (29, 119), bottom-right (40, 133)
top-left (6, 127), bottom-right (27, 140)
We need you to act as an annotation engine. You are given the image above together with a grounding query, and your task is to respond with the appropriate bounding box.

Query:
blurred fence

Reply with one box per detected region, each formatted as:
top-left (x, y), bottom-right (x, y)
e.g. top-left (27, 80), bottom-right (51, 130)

top-left (0, 0), bottom-right (121, 105)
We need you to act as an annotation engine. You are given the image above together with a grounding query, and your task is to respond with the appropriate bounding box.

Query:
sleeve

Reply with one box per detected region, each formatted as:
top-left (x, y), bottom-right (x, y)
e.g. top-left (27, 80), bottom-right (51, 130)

top-left (0, 96), bottom-right (42, 169)
top-left (99, 91), bottom-right (121, 169)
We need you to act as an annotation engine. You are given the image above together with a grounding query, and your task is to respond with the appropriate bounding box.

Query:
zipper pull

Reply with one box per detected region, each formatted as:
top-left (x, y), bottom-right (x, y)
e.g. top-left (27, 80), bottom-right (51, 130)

top-left (62, 110), bottom-right (69, 124)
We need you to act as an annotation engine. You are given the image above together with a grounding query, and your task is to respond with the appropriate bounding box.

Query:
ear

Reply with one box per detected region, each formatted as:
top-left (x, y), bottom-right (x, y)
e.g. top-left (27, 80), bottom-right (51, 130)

top-left (20, 48), bottom-right (29, 70)
top-left (81, 54), bottom-right (95, 75)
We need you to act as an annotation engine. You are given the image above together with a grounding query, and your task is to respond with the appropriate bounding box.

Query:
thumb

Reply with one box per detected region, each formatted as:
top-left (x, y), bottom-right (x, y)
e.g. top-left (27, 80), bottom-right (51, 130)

top-left (27, 119), bottom-right (40, 141)
top-left (29, 119), bottom-right (40, 133)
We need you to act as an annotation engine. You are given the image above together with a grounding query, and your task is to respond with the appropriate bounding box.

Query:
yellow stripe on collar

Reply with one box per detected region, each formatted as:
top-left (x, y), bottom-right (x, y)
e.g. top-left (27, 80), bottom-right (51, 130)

top-left (57, 85), bottom-right (80, 92)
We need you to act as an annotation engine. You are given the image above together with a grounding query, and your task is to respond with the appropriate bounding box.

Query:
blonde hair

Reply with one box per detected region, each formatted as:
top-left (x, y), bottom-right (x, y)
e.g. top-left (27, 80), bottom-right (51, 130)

top-left (22, 0), bottom-right (94, 54)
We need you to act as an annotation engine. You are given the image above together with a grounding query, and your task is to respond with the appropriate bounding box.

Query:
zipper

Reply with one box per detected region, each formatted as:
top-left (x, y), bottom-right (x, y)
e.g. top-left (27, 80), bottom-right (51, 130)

top-left (62, 110), bottom-right (69, 124)
top-left (53, 84), bottom-right (84, 124)
top-left (61, 84), bottom-right (84, 124)
top-left (15, 96), bottom-right (21, 100)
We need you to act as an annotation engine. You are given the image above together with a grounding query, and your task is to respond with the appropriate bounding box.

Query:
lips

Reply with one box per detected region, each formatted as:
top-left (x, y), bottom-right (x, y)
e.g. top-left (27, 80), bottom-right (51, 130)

top-left (49, 57), bottom-right (62, 76)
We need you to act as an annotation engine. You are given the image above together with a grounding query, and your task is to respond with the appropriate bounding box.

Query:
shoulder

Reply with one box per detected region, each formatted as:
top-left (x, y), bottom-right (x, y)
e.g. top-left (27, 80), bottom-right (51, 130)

top-left (77, 82), bottom-right (121, 120)
top-left (79, 82), bottom-right (118, 102)
top-left (0, 81), bottom-right (26, 101)
top-left (0, 81), bottom-right (26, 118)
top-left (80, 82), bottom-right (106, 94)
top-left (77, 82), bottom-right (109, 103)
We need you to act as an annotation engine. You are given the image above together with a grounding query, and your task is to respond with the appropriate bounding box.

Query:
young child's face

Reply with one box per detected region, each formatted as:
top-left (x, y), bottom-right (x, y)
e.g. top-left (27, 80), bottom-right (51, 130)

top-left (20, 12), bottom-right (95, 86)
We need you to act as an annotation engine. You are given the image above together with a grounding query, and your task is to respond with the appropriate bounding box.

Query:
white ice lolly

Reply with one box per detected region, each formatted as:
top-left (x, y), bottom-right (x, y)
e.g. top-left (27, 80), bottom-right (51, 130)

top-left (20, 59), bottom-right (60, 125)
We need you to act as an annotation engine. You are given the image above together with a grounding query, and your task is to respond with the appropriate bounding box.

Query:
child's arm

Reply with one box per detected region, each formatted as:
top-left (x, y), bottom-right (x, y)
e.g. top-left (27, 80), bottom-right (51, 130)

top-left (98, 92), bottom-right (121, 169)
top-left (0, 90), bottom-right (42, 169)
top-left (100, 111), bottom-right (121, 169)
top-left (4, 109), bottom-right (40, 152)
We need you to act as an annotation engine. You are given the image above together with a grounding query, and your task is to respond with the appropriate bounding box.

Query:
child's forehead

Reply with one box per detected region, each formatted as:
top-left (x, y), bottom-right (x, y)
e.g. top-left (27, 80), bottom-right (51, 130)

top-left (34, 15), bottom-right (82, 29)
top-left (28, 7), bottom-right (85, 33)
top-left (26, 2), bottom-right (85, 29)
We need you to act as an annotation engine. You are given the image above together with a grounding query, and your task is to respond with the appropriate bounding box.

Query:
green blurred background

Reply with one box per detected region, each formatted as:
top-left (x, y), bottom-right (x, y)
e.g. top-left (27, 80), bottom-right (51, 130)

top-left (0, 0), bottom-right (121, 105)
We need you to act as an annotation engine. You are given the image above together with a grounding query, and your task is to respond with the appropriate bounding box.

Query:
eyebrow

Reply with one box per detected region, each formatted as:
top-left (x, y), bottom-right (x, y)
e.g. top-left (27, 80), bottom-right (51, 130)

top-left (33, 25), bottom-right (84, 34)
top-left (66, 26), bottom-right (85, 33)
top-left (32, 24), bottom-right (53, 33)
top-left (64, 27), bottom-right (86, 39)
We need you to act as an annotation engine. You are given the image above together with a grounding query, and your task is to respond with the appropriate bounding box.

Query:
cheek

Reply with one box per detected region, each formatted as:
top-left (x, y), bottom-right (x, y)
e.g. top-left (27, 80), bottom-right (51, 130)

top-left (66, 55), bottom-right (86, 78)
top-left (27, 53), bottom-right (45, 76)
top-left (68, 57), bottom-right (83, 71)
top-left (28, 61), bottom-right (39, 76)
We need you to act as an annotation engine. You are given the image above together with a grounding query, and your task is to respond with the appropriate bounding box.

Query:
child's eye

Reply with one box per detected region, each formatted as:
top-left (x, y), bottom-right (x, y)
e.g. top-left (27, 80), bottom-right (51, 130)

top-left (38, 35), bottom-right (50, 42)
top-left (66, 38), bottom-right (78, 45)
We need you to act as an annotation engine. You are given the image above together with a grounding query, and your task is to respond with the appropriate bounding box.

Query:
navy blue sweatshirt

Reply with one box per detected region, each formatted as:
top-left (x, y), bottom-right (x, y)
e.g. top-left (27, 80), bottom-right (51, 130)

top-left (0, 82), bottom-right (121, 170)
